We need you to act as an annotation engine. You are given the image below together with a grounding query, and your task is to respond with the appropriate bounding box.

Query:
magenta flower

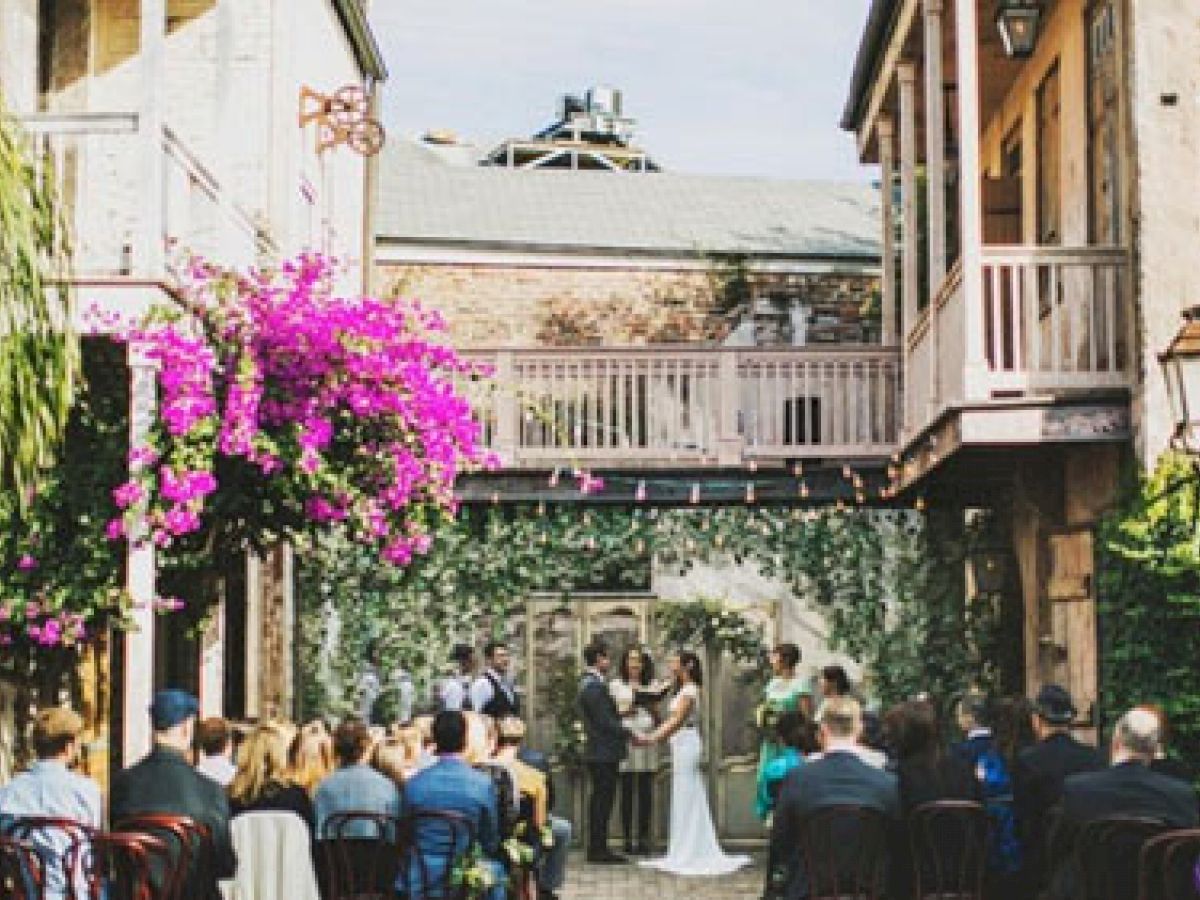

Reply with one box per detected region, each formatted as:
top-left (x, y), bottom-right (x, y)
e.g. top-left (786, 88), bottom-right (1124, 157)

top-left (112, 481), bottom-right (145, 509)
top-left (105, 518), bottom-right (127, 541)
top-left (16, 554), bottom-right (38, 571)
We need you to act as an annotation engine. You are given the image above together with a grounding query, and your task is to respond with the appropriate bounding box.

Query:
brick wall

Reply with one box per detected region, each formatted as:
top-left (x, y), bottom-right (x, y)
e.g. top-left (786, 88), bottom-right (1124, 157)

top-left (379, 262), bottom-right (879, 347)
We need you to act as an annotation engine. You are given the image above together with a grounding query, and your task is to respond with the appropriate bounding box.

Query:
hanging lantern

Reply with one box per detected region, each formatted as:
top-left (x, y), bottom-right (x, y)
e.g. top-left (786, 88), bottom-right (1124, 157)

top-left (1159, 305), bottom-right (1200, 454)
top-left (996, 0), bottom-right (1043, 59)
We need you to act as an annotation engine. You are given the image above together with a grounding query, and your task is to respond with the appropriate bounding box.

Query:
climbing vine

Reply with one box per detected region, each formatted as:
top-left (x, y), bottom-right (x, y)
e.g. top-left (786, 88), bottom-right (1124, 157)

top-left (1097, 452), bottom-right (1200, 769)
top-left (298, 503), bottom-right (1007, 723)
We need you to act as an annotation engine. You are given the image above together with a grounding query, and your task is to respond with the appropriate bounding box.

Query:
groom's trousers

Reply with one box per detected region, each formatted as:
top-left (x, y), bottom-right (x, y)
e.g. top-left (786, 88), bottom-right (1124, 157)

top-left (586, 761), bottom-right (620, 853)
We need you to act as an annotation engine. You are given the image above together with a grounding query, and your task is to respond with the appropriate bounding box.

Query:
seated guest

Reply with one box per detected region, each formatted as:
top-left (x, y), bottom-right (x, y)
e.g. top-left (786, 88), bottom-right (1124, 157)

top-left (1012, 684), bottom-right (1102, 890)
top-left (229, 724), bottom-right (316, 834)
top-left (494, 718), bottom-right (549, 826)
top-left (768, 696), bottom-right (899, 900)
top-left (404, 711), bottom-right (505, 900)
top-left (951, 690), bottom-right (994, 767)
top-left (756, 711), bottom-right (814, 820)
top-left (314, 718), bottom-right (402, 838)
top-left (1137, 704), bottom-right (1195, 783)
top-left (195, 716), bottom-right (237, 787)
top-left (0, 707), bottom-right (102, 900)
top-left (288, 720), bottom-right (334, 795)
top-left (885, 699), bottom-right (979, 814)
top-left (110, 690), bottom-right (237, 898)
top-left (514, 739), bottom-right (573, 900)
top-left (1046, 708), bottom-right (1199, 900)
top-left (372, 733), bottom-right (422, 784)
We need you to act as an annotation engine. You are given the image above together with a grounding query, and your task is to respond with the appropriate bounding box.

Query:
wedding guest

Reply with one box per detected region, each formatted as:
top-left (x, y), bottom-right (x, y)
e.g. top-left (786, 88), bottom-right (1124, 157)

top-left (314, 718), bottom-right (402, 838)
top-left (1012, 684), bottom-right (1102, 891)
top-left (1137, 704), bottom-right (1195, 783)
top-left (403, 711), bottom-right (505, 900)
top-left (0, 707), bottom-right (102, 900)
top-left (886, 699), bottom-right (979, 814)
top-left (756, 711), bottom-right (814, 820)
top-left (496, 718), bottom-right (573, 900)
top-left (755, 643), bottom-right (813, 823)
top-left (471, 641), bottom-right (520, 719)
top-left (610, 646), bottom-right (666, 853)
top-left (229, 724), bottom-right (316, 834)
top-left (110, 690), bottom-right (237, 898)
top-left (288, 720), bottom-right (334, 794)
top-left (439, 643), bottom-right (477, 712)
top-left (819, 665), bottom-right (851, 700)
top-left (195, 716), bottom-right (237, 787)
top-left (768, 696), bottom-right (899, 900)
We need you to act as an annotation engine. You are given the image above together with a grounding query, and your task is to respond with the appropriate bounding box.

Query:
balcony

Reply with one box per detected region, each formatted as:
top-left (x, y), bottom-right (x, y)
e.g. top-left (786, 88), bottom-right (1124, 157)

top-left (463, 346), bottom-right (901, 469)
top-left (19, 112), bottom-right (270, 325)
top-left (905, 245), bottom-right (1132, 441)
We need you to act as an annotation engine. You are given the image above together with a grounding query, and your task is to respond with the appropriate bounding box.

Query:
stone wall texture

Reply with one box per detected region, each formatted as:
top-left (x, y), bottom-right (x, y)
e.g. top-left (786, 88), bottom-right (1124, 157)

top-left (379, 262), bottom-right (880, 348)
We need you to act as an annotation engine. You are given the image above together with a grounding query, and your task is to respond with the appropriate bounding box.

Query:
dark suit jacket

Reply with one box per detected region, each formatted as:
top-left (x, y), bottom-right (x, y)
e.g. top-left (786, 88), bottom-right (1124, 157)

top-left (110, 745), bottom-right (237, 895)
top-left (1013, 732), bottom-right (1102, 884)
top-left (577, 671), bottom-right (627, 765)
top-left (769, 750), bottom-right (900, 900)
top-left (1043, 762), bottom-right (1199, 900)
top-left (897, 755), bottom-right (981, 817)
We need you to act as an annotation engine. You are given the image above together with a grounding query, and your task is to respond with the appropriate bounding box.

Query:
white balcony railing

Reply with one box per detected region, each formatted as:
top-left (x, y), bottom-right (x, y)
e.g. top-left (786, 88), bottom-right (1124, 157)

top-left (19, 112), bottom-right (267, 281)
top-left (463, 346), bottom-right (901, 468)
top-left (905, 245), bottom-right (1131, 437)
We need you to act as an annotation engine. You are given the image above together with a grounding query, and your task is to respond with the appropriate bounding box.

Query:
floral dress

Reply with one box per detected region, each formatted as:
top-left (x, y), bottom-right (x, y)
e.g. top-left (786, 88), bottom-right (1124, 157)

top-left (755, 675), bottom-right (811, 820)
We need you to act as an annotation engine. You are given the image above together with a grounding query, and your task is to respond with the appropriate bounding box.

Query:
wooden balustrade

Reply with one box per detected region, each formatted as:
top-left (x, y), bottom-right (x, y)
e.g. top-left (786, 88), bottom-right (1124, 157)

top-left (462, 346), bottom-right (901, 468)
top-left (903, 245), bottom-right (1131, 439)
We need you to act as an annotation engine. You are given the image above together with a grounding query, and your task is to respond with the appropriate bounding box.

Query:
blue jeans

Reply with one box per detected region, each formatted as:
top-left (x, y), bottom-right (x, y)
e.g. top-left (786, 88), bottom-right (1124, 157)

top-left (539, 816), bottom-right (572, 892)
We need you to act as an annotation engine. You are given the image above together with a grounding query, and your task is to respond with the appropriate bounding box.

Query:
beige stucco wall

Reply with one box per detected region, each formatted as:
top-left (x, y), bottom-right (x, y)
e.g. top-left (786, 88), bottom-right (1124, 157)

top-left (1126, 0), bottom-right (1200, 463)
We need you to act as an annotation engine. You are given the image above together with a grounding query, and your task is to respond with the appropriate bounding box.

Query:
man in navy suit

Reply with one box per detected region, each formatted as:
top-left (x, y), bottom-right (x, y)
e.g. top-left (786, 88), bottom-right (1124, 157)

top-left (577, 641), bottom-right (635, 863)
top-left (404, 711), bottom-right (505, 900)
top-left (768, 696), bottom-right (899, 900)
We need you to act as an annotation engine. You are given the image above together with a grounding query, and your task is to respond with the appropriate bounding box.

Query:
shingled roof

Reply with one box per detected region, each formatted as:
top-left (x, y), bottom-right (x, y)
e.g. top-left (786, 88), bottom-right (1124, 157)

top-left (375, 140), bottom-right (881, 261)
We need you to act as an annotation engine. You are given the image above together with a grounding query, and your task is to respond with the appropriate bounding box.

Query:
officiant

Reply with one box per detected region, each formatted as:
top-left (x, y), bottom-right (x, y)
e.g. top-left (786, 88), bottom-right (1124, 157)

top-left (609, 646), bottom-right (670, 855)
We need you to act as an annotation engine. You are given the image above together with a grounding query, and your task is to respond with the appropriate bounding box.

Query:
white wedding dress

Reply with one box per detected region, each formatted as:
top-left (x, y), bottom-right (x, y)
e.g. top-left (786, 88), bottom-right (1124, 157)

top-left (639, 683), bottom-right (751, 876)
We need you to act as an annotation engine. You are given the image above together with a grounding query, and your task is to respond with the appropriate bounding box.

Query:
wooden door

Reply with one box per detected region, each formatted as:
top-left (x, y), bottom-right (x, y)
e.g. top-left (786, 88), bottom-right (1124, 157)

top-left (1043, 528), bottom-right (1098, 735)
top-left (1088, 0), bottom-right (1121, 246)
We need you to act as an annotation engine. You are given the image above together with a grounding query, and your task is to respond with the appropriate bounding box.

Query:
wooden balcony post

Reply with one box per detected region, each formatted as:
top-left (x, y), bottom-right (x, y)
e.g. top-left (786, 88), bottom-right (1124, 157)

top-left (924, 0), bottom-right (947, 287)
top-left (878, 116), bottom-right (898, 347)
top-left (955, 0), bottom-right (988, 399)
top-left (898, 62), bottom-right (920, 431)
top-left (494, 350), bottom-right (519, 466)
top-left (716, 350), bottom-right (745, 466)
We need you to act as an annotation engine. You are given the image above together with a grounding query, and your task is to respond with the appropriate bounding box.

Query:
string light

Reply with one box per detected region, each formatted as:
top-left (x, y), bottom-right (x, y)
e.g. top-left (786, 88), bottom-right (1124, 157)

top-left (799, 482), bottom-right (810, 499)
top-left (748, 460), bottom-right (759, 473)
top-left (842, 464), bottom-right (852, 480)
top-left (635, 538), bottom-right (646, 554)
top-left (690, 483), bottom-right (700, 505)
top-left (836, 499), bottom-right (846, 512)
top-left (915, 497), bottom-right (927, 512)
top-left (745, 482), bottom-right (756, 504)
top-left (585, 536), bottom-right (596, 551)
top-left (548, 468), bottom-right (559, 488)
top-left (635, 480), bottom-right (647, 503)
top-left (490, 491), bottom-right (500, 506)
top-left (792, 462), bottom-right (804, 476)
top-left (536, 501), bottom-right (546, 517)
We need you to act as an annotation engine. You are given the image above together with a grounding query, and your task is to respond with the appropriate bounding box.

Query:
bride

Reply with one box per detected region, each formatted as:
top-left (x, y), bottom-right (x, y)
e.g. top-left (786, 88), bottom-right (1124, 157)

top-left (639, 650), bottom-right (751, 876)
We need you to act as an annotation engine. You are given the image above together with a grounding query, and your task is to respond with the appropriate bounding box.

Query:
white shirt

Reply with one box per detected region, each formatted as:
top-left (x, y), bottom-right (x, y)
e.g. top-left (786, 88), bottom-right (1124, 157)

top-left (439, 674), bottom-right (470, 711)
top-left (470, 668), bottom-right (515, 713)
top-left (197, 753), bottom-right (237, 787)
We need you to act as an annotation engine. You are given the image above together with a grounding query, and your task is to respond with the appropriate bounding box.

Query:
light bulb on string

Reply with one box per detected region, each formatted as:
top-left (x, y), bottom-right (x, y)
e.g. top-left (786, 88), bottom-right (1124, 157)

top-left (635, 480), bottom-right (647, 503)
top-left (490, 491), bottom-right (500, 506)
top-left (799, 482), bottom-right (810, 499)
top-left (856, 492), bottom-right (865, 505)
top-left (792, 462), bottom-right (804, 477)
top-left (842, 464), bottom-right (852, 480)
top-left (536, 501), bottom-right (546, 517)
top-left (745, 482), bottom-right (756, 504)
top-left (690, 483), bottom-right (700, 505)
top-left (748, 459), bottom-right (758, 473)
top-left (915, 497), bottom-right (927, 512)
top-left (548, 468), bottom-right (560, 488)
top-left (585, 536), bottom-right (596, 552)
top-left (836, 498), bottom-right (846, 512)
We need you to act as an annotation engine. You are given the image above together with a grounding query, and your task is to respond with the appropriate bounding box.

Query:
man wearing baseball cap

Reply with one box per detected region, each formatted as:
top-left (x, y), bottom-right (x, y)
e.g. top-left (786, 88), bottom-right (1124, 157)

top-left (0, 707), bottom-right (101, 900)
top-left (110, 689), bottom-right (237, 896)
top-left (1012, 684), bottom-right (1103, 890)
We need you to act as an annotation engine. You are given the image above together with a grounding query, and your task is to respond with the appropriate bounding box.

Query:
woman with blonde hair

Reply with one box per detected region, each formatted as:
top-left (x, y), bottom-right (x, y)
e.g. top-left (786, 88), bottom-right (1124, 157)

top-left (288, 720), bottom-right (335, 795)
top-left (372, 727), bottom-right (424, 784)
top-left (229, 724), bottom-right (316, 835)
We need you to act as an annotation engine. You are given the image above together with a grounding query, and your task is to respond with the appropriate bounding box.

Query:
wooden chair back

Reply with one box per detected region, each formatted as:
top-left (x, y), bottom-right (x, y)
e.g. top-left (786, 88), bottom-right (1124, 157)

top-left (0, 835), bottom-right (44, 900)
top-left (1139, 828), bottom-right (1200, 900)
top-left (318, 811), bottom-right (402, 900)
top-left (796, 805), bottom-right (892, 900)
top-left (908, 800), bottom-right (990, 900)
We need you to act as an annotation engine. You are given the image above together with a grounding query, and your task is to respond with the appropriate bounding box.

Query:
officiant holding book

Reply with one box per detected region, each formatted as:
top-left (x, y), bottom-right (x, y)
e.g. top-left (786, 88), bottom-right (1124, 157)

top-left (609, 646), bottom-right (671, 855)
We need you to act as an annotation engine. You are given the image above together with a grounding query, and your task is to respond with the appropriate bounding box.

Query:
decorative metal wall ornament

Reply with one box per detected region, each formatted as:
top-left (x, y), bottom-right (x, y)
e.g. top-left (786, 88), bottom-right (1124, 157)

top-left (298, 84), bottom-right (386, 156)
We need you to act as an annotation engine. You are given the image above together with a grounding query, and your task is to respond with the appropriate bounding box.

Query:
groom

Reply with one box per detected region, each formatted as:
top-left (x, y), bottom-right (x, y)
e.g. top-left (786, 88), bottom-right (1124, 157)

top-left (577, 640), bottom-right (640, 864)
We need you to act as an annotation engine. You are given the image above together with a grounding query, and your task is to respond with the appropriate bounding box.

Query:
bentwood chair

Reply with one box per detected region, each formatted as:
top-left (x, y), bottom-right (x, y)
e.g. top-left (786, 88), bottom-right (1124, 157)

top-left (68, 831), bottom-right (172, 900)
top-left (0, 835), bottom-right (44, 900)
top-left (114, 813), bottom-right (212, 899)
top-left (2, 815), bottom-right (95, 900)
top-left (1075, 816), bottom-right (1170, 900)
top-left (400, 810), bottom-right (476, 900)
top-left (908, 800), bottom-right (990, 900)
top-left (1139, 828), bottom-right (1200, 900)
top-left (318, 811), bottom-right (402, 900)
top-left (796, 805), bottom-right (892, 900)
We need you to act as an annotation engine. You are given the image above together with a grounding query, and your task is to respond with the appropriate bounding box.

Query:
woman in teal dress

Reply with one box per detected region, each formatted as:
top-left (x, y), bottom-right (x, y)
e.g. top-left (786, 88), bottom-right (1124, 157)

top-left (755, 642), bottom-right (813, 820)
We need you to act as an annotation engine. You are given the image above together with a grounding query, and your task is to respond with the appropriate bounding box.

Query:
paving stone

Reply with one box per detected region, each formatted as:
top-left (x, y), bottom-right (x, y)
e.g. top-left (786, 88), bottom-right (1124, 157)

top-left (559, 852), bottom-right (765, 900)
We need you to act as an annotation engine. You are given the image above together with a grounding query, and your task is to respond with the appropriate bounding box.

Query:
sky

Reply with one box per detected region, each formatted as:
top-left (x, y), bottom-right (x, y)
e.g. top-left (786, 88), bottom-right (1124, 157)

top-left (368, 0), bottom-right (875, 181)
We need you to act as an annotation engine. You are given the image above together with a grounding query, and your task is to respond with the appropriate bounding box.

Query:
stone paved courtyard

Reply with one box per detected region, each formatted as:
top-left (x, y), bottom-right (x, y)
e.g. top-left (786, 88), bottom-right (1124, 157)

top-left (559, 853), bottom-right (766, 900)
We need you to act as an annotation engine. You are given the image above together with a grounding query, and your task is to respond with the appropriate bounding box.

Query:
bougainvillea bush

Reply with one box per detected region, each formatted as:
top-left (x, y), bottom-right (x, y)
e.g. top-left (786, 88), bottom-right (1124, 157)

top-left (107, 253), bottom-right (496, 569)
top-left (2, 253), bottom-right (495, 652)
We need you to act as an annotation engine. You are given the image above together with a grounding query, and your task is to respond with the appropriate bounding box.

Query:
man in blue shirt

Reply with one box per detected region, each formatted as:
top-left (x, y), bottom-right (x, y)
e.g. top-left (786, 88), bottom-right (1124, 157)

top-left (314, 718), bottom-right (403, 837)
top-left (0, 707), bottom-right (102, 900)
top-left (404, 711), bottom-right (505, 900)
